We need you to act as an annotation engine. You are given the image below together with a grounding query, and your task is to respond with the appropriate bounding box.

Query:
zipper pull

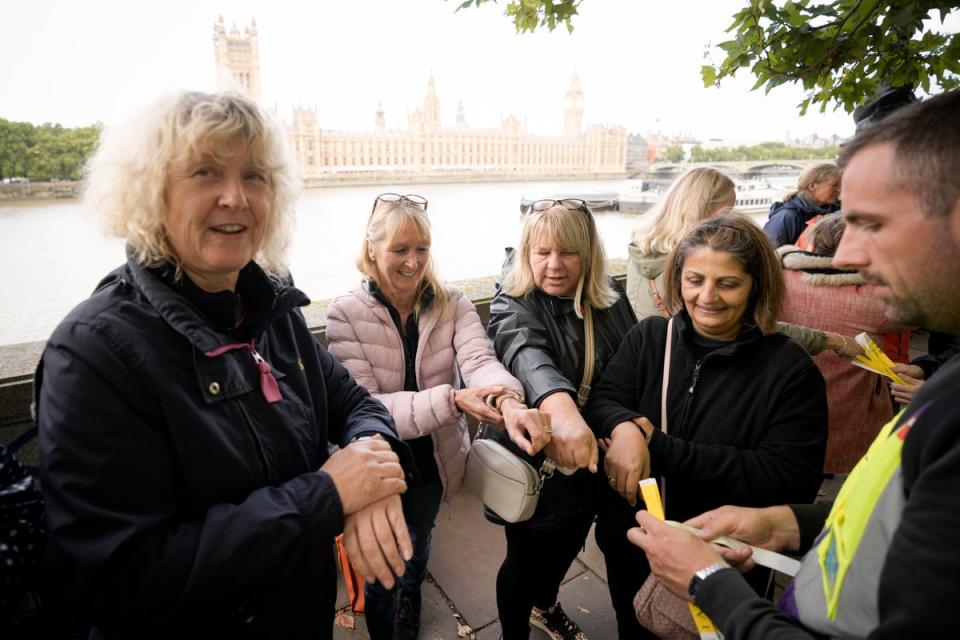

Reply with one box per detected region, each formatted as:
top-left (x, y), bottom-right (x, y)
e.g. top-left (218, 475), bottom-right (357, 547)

top-left (688, 360), bottom-right (703, 394)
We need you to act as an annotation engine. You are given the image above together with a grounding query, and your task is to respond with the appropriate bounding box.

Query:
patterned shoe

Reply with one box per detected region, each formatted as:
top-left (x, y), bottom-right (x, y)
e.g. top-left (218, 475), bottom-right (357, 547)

top-left (397, 588), bottom-right (422, 640)
top-left (530, 602), bottom-right (588, 640)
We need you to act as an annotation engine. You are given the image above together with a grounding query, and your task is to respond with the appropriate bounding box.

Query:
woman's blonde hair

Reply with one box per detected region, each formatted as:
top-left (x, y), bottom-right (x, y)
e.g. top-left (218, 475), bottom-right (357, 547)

top-left (84, 90), bottom-right (300, 275)
top-left (357, 199), bottom-right (449, 319)
top-left (663, 211), bottom-right (784, 334)
top-left (503, 203), bottom-right (618, 317)
top-left (782, 162), bottom-right (841, 202)
top-left (633, 168), bottom-right (736, 254)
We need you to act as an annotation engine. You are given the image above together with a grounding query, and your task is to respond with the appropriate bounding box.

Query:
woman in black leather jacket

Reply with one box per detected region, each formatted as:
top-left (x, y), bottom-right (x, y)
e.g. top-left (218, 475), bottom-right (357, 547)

top-left (487, 199), bottom-right (636, 640)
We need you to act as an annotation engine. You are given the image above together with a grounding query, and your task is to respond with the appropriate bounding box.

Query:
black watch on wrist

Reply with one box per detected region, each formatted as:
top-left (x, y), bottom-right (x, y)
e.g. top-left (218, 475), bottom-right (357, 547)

top-left (688, 561), bottom-right (731, 603)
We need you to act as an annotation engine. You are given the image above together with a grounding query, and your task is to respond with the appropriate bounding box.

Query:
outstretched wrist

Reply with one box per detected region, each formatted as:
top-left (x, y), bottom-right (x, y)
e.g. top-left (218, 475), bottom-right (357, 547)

top-left (495, 391), bottom-right (523, 412)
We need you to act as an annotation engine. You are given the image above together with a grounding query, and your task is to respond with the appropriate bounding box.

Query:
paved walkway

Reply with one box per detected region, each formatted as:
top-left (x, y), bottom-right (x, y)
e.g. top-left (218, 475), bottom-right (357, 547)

top-left (333, 489), bottom-right (616, 640)
top-left (333, 476), bottom-right (845, 640)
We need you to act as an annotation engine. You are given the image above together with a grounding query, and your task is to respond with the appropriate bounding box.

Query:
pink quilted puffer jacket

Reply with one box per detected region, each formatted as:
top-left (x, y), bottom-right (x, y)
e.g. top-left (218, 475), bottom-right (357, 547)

top-left (326, 285), bottom-right (524, 498)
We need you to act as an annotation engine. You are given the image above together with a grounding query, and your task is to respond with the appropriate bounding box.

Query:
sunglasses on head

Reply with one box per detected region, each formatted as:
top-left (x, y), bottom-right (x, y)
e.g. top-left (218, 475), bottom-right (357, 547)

top-left (370, 193), bottom-right (428, 217)
top-left (529, 198), bottom-right (590, 214)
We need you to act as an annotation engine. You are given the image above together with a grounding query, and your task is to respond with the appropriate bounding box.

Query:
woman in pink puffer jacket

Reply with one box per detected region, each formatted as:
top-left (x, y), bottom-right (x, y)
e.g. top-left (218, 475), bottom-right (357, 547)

top-left (326, 193), bottom-right (550, 640)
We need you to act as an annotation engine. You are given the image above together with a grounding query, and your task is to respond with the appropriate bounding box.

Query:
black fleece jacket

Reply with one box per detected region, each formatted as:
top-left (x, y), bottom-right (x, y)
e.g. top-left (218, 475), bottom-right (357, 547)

top-left (583, 311), bottom-right (827, 522)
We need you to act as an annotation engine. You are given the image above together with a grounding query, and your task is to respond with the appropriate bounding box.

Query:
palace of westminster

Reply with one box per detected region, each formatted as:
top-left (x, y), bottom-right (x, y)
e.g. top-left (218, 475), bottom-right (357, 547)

top-left (214, 16), bottom-right (628, 184)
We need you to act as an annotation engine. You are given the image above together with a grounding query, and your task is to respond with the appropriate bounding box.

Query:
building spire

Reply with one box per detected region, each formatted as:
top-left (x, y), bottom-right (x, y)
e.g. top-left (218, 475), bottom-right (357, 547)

top-left (564, 71), bottom-right (584, 138)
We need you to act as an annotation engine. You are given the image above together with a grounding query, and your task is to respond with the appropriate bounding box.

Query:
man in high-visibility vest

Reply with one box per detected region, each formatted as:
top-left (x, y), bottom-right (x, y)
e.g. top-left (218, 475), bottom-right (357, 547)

top-left (630, 88), bottom-right (960, 639)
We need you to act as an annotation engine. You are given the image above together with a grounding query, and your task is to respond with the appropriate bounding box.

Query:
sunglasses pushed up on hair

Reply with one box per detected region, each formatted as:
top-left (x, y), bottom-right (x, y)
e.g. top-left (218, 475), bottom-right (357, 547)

top-left (370, 193), bottom-right (428, 217)
top-left (529, 198), bottom-right (590, 214)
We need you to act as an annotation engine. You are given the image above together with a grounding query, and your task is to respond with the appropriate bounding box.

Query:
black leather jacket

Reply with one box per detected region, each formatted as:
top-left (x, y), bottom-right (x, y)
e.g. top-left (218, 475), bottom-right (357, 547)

top-left (487, 261), bottom-right (637, 528)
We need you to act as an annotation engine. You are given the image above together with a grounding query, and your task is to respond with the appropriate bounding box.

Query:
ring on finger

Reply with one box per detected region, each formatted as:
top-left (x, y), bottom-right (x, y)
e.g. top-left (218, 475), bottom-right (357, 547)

top-left (608, 475), bottom-right (616, 485)
top-left (543, 424), bottom-right (552, 435)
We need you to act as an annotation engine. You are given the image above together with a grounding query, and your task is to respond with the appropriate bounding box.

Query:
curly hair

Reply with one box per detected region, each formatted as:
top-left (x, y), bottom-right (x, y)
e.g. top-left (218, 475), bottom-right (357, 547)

top-left (84, 91), bottom-right (300, 275)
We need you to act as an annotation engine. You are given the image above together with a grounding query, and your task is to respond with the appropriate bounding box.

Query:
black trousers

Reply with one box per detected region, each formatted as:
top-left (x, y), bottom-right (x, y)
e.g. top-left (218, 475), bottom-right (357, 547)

top-left (594, 488), bottom-right (658, 640)
top-left (496, 513), bottom-right (594, 640)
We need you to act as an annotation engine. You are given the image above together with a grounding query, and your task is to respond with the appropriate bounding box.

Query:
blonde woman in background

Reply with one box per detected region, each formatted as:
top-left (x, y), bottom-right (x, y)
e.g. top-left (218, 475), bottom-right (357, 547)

top-left (626, 168), bottom-right (735, 320)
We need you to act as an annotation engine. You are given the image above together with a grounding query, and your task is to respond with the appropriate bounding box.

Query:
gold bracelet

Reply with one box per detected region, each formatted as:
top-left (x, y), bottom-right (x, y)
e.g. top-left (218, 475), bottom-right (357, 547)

top-left (495, 391), bottom-right (523, 412)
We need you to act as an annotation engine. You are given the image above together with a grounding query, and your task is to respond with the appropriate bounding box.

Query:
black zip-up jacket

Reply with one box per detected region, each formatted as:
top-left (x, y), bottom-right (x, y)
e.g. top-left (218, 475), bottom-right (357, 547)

top-left (584, 311), bottom-right (827, 522)
top-left (487, 278), bottom-right (637, 527)
top-left (37, 256), bottom-right (408, 639)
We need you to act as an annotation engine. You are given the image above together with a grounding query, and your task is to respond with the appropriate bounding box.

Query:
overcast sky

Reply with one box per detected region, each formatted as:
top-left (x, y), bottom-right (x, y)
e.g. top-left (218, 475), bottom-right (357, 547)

top-left (2, 1), bottom-right (955, 142)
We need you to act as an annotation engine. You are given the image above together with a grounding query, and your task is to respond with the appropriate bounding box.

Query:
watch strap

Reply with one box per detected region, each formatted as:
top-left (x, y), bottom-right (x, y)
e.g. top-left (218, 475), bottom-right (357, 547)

top-left (688, 561), bottom-right (732, 602)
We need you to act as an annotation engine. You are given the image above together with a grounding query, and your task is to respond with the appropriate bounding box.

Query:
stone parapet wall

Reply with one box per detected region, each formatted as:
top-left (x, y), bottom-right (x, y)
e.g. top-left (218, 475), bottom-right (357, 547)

top-left (0, 264), bottom-right (627, 459)
top-left (0, 181), bottom-right (81, 201)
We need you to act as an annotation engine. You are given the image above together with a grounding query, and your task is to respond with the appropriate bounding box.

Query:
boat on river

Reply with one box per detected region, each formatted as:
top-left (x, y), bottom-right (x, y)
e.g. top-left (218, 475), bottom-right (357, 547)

top-left (519, 180), bottom-right (659, 215)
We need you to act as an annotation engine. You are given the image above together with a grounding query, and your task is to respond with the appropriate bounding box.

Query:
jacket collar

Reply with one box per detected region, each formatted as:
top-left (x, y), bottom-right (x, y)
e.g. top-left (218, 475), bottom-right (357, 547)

top-left (363, 279), bottom-right (435, 317)
top-left (122, 248), bottom-right (309, 353)
top-left (674, 308), bottom-right (764, 357)
top-left (777, 245), bottom-right (866, 286)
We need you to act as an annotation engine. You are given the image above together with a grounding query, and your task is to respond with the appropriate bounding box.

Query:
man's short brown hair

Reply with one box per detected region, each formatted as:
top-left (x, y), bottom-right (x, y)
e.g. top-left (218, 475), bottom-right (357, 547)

top-left (839, 90), bottom-right (960, 218)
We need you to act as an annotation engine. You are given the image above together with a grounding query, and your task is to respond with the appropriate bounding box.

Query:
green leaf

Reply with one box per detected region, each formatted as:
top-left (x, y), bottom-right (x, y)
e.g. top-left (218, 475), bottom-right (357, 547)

top-left (701, 65), bottom-right (718, 86)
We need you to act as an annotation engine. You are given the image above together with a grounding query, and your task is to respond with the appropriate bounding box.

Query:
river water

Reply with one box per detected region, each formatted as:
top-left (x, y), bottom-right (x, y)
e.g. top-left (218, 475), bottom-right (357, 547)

top-left (1, 178), bottom-right (677, 346)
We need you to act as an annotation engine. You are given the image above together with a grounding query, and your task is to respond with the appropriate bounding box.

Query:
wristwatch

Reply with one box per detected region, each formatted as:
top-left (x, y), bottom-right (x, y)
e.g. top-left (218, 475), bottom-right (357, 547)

top-left (688, 561), bottom-right (732, 603)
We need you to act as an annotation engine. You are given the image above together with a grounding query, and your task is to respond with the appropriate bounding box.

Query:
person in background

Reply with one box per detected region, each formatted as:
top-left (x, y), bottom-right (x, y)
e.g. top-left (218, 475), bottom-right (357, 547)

top-left (629, 88), bottom-right (960, 639)
top-left (325, 193), bottom-right (550, 640)
top-left (889, 334), bottom-right (960, 406)
top-left (487, 199), bottom-right (637, 640)
top-left (627, 166), bottom-right (856, 357)
top-left (764, 162), bottom-right (841, 248)
top-left (778, 214), bottom-right (910, 473)
top-left (626, 167), bottom-right (736, 320)
top-left (37, 91), bottom-right (412, 640)
top-left (585, 212), bottom-right (827, 638)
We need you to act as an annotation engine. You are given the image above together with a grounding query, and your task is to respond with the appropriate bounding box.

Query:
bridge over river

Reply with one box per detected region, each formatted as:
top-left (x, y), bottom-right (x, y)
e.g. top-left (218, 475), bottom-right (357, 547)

top-left (634, 158), bottom-right (827, 180)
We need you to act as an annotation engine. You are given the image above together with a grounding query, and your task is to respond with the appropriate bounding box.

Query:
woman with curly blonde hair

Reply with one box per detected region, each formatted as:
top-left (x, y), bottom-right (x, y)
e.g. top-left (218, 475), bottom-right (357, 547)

top-left (38, 90), bottom-right (412, 639)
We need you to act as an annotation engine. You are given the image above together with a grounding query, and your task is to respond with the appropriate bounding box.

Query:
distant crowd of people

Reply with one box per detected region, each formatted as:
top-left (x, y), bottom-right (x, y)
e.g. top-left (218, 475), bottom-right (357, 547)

top-left (27, 87), bottom-right (960, 640)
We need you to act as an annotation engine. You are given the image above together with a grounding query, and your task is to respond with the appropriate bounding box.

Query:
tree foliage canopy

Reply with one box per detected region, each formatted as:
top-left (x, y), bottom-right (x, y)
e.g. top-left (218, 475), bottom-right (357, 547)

top-left (0, 119), bottom-right (101, 182)
top-left (455, 0), bottom-right (959, 114)
top-left (703, 0), bottom-right (959, 114)
top-left (453, 0), bottom-right (581, 33)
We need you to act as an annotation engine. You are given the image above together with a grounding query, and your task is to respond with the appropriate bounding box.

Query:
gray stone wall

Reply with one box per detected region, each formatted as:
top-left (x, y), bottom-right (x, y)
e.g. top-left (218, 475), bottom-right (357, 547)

top-left (0, 264), bottom-right (626, 466)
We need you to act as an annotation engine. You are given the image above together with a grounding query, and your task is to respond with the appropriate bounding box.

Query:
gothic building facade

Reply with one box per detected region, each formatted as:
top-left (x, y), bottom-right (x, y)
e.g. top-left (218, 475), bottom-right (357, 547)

top-left (214, 19), bottom-right (626, 183)
top-left (213, 16), bottom-right (261, 100)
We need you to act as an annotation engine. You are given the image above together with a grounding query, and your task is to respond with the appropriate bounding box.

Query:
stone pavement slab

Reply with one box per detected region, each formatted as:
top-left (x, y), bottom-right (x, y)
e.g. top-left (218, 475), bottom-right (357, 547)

top-left (334, 489), bottom-right (617, 639)
top-left (332, 474), bottom-right (843, 639)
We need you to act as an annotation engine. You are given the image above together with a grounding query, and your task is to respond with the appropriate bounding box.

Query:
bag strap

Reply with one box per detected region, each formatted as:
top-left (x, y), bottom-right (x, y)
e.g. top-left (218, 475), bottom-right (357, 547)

top-left (577, 305), bottom-right (596, 408)
top-left (659, 317), bottom-right (674, 505)
top-left (649, 277), bottom-right (671, 318)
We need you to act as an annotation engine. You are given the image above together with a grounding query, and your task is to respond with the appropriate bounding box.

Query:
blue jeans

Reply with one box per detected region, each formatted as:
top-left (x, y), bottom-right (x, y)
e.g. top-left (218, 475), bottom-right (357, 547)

top-left (364, 479), bottom-right (444, 640)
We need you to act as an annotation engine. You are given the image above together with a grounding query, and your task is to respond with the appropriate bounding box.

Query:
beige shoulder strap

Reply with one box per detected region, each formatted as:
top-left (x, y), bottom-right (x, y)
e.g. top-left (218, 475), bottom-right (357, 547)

top-left (577, 305), bottom-right (595, 408)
